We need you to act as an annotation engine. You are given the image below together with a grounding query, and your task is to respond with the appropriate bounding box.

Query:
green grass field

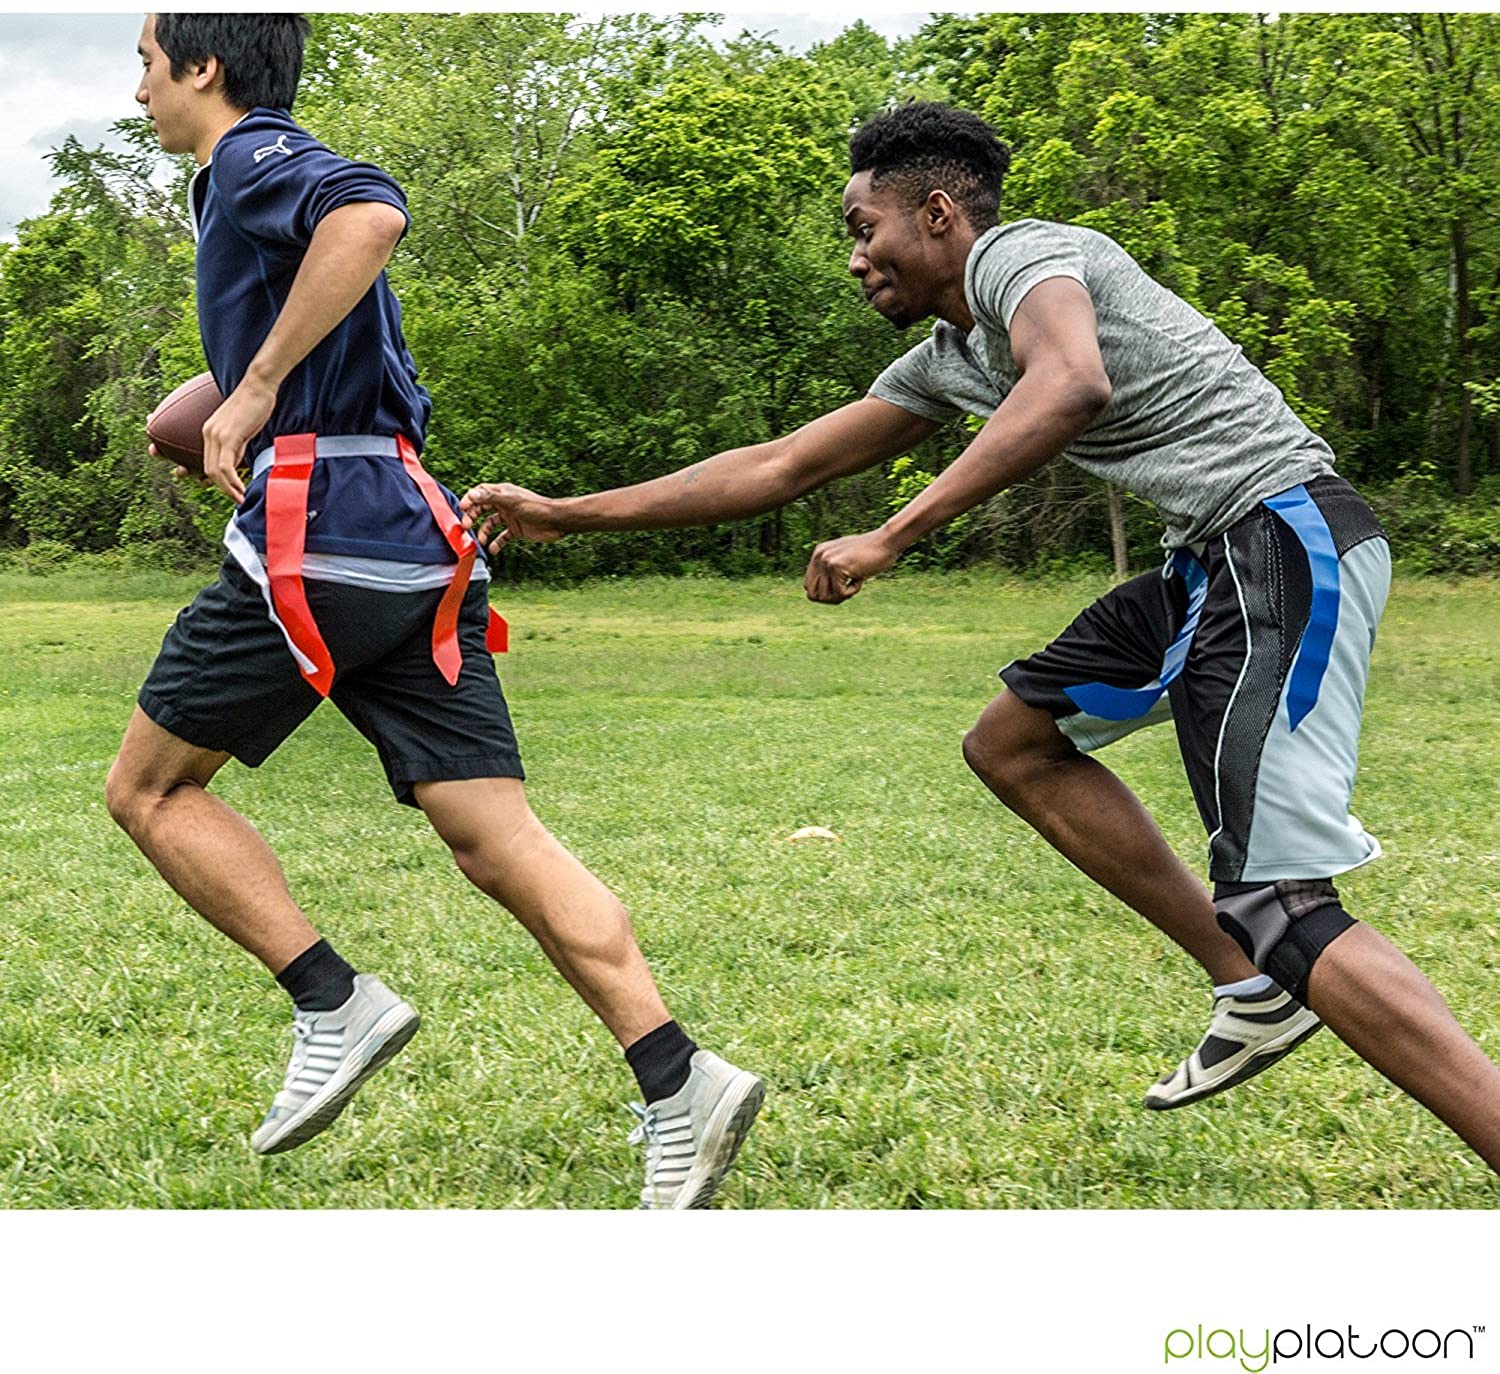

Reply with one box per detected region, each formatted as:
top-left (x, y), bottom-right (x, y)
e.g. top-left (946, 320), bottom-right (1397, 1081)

top-left (2, 567), bottom-right (1498, 1208)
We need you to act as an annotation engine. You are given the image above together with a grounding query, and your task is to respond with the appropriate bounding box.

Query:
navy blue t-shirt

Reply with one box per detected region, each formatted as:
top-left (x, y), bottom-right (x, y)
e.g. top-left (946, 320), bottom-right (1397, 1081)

top-left (193, 108), bottom-right (455, 564)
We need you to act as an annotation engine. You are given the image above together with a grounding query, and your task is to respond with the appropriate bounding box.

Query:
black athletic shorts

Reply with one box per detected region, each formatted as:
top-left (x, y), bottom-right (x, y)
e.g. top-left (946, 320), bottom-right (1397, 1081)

top-left (139, 554), bottom-right (523, 806)
top-left (999, 474), bottom-right (1389, 884)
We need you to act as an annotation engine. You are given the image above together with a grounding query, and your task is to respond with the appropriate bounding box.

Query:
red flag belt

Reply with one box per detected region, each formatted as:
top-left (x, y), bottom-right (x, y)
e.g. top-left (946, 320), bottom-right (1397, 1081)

top-left (266, 432), bottom-right (507, 699)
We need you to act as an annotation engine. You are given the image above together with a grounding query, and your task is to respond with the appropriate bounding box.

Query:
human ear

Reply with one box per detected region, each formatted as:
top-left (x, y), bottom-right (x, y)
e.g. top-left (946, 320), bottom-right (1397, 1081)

top-left (925, 190), bottom-right (956, 235)
top-left (191, 54), bottom-right (220, 94)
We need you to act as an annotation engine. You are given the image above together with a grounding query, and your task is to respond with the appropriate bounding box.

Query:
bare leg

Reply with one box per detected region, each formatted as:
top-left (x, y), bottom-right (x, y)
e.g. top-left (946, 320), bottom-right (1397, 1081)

top-left (962, 690), bottom-right (1257, 984)
top-left (962, 691), bottom-right (1500, 1170)
top-left (105, 707), bottom-right (320, 972)
top-left (415, 777), bottom-right (671, 1048)
top-left (1307, 924), bottom-right (1500, 1171)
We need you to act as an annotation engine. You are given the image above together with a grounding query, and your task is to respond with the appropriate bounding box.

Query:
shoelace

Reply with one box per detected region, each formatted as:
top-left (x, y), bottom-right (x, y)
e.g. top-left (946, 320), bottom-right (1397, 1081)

top-left (627, 1101), bottom-right (698, 1188)
top-left (626, 1102), bottom-right (654, 1148)
top-left (627, 1103), bottom-right (672, 1210)
top-left (627, 1104), bottom-right (660, 1191)
top-left (282, 1019), bottom-right (313, 1089)
top-left (627, 1104), bottom-right (663, 1212)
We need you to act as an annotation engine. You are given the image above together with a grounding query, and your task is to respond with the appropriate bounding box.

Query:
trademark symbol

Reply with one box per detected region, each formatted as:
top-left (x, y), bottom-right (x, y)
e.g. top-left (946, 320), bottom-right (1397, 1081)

top-left (1475, 1326), bottom-right (1486, 1335)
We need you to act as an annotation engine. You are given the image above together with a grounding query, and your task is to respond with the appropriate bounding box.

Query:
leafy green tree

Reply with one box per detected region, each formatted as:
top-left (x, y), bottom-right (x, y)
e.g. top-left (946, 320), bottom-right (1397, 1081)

top-left (299, 13), bottom-right (711, 282)
top-left (0, 121), bottom-right (210, 557)
top-left (895, 12), bottom-right (1497, 563)
top-left (3, 13), bottom-right (1496, 576)
top-left (0, 213), bottom-right (111, 545)
top-left (1362, 15), bottom-right (1500, 492)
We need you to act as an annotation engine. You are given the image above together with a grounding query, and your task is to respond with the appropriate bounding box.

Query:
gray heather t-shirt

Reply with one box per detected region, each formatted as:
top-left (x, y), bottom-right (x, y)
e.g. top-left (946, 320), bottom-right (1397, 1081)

top-left (869, 219), bottom-right (1335, 548)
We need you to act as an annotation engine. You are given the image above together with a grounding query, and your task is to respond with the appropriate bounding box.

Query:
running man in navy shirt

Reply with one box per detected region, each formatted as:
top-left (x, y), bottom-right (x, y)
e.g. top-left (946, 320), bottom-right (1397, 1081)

top-left (106, 14), bottom-right (762, 1207)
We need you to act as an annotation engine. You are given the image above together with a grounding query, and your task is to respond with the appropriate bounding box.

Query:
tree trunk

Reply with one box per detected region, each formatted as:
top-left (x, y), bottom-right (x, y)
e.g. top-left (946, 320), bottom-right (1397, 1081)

top-left (1456, 389), bottom-right (1474, 495)
top-left (1029, 463), bottom-right (1061, 555)
top-left (1452, 219), bottom-right (1473, 494)
top-left (1107, 484), bottom-right (1129, 578)
top-left (758, 508), bottom-right (783, 562)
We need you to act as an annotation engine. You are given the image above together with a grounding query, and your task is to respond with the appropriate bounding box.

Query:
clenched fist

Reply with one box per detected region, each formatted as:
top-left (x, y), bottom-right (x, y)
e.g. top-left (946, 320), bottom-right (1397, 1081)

top-left (803, 528), bottom-right (901, 604)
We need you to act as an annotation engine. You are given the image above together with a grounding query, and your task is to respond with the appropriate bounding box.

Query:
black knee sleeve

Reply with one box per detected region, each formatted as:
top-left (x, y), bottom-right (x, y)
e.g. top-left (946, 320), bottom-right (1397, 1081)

top-left (1213, 879), bottom-right (1356, 1003)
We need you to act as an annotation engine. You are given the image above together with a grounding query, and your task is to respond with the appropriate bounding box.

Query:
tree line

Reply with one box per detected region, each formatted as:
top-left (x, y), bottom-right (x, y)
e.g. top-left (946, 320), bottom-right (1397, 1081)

top-left (2, 12), bottom-right (1498, 579)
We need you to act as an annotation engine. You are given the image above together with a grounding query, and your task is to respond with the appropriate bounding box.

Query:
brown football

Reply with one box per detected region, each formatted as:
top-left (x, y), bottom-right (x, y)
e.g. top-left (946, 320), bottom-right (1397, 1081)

top-left (147, 372), bottom-right (224, 474)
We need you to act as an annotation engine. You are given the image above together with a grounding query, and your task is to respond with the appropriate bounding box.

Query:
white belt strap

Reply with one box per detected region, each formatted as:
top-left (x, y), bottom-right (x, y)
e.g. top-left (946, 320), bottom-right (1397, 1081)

top-left (250, 434), bottom-right (399, 481)
top-left (223, 518), bottom-right (320, 676)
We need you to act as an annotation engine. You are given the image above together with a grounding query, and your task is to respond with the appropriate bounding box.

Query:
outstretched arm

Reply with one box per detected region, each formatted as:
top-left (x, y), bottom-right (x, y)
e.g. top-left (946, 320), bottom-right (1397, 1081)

top-left (461, 396), bottom-right (939, 553)
top-left (803, 278), bottom-right (1113, 603)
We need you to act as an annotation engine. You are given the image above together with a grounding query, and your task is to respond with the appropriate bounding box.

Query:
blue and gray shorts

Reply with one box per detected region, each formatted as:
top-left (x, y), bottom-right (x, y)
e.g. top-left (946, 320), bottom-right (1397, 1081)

top-left (999, 474), bottom-right (1390, 883)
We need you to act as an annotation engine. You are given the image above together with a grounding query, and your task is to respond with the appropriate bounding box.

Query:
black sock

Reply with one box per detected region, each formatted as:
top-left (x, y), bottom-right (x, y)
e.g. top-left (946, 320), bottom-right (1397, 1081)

top-left (275, 939), bottom-right (357, 1012)
top-left (625, 1020), bottom-right (698, 1103)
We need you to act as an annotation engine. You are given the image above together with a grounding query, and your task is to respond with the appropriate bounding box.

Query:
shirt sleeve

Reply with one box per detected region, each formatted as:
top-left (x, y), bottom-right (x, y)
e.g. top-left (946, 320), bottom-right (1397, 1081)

top-left (211, 127), bottom-right (409, 251)
top-left (868, 336), bottom-right (966, 423)
top-left (968, 221), bottom-right (1089, 334)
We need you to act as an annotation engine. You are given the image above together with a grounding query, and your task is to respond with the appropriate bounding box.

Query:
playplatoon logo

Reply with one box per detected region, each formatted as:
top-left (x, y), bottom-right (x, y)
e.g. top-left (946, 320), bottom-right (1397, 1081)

top-left (1163, 1324), bottom-right (1485, 1370)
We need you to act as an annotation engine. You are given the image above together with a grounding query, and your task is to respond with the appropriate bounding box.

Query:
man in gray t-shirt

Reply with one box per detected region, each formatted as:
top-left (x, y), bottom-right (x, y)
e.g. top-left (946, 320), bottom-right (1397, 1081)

top-left (870, 217), bottom-right (1335, 550)
top-left (464, 103), bottom-right (1500, 1177)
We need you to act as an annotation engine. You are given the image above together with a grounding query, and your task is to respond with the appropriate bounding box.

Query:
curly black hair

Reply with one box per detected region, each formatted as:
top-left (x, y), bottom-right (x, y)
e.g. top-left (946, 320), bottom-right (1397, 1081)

top-left (849, 102), bottom-right (1011, 232)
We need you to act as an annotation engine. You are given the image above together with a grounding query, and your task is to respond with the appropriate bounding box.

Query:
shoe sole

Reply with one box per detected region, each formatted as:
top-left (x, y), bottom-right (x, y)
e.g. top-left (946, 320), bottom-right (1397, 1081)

top-left (252, 1003), bottom-right (421, 1154)
top-left (1143, 1016), bottom-right (1323, 1112)
top-left (673, 1072), bottom-right (766, 1210)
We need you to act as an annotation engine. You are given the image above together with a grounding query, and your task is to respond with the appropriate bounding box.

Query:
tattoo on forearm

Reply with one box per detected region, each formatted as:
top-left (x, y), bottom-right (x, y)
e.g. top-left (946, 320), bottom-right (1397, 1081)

top-left (678, 462), bottom-right (707, 487)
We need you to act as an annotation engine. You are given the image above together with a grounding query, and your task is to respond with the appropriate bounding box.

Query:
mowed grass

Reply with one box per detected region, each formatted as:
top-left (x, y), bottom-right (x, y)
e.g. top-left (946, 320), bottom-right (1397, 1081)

top-left (1, 566), bottom-right (1498, 1209)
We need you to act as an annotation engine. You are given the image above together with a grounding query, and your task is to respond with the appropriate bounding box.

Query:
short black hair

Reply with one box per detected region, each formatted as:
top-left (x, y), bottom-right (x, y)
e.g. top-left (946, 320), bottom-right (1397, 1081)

top-left (849, 103), bottom-right (1011, 232)
top-left (154, 14), bottom-right (312, 111)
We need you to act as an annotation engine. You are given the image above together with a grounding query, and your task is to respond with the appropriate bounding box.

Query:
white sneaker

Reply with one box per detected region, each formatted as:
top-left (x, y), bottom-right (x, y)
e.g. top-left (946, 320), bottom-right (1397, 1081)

top-left (628, 1050), bottom-right (764, 1209)
top-left (251, 974), bottom-right (420, 1154)
top-left (1144, 983), bottom-right (1322, 1110)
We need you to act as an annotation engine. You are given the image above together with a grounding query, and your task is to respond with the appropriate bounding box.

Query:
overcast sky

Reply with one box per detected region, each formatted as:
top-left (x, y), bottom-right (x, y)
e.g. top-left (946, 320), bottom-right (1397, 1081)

top-left (0, 10), bottom-right (931, 242)
top-left (0, 12), bottom-right (148, 240)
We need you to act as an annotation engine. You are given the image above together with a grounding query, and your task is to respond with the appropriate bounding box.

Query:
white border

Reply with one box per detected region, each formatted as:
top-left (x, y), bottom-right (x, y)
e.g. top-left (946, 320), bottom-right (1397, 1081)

top-left (0, 1211), bottom-right (1494, 1371)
